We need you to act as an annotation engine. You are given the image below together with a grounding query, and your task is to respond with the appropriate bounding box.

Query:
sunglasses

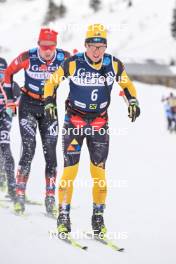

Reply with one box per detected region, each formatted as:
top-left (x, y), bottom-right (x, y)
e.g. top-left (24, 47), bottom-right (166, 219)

top-left (40, 45), bottom-right (56, 51)
top-left (88, 44), bottom-right (107, 52)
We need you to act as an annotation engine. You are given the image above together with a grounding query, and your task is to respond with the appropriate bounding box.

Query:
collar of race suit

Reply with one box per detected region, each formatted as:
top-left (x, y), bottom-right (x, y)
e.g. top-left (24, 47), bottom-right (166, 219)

top-left (85, 52), bottom-right (102, 65)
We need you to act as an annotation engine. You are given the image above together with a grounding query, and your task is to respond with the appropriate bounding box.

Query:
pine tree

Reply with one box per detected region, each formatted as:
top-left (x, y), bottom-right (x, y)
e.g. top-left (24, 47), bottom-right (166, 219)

top-left (171, 7), bottom-right (176, 39)
top-left (128, 0), bottom-right (132, 7)
top-left (57, 2), bottom-right (67, 18)
top-left (44, 0), bottom-right (67, 24)
top-left (170, 58), bottom-right (175, 66)
top-left (89, 0), bottom-right (101, 12)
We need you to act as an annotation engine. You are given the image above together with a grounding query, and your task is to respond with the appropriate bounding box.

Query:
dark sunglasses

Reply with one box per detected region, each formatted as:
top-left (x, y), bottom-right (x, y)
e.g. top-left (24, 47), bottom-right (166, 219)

top-left (40, 45), bottom-right (56, 51)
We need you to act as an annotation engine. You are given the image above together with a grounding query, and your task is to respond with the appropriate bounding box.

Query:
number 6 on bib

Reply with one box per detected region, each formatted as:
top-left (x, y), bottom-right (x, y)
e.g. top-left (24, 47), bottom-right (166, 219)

top-left (91, 89), bottom-right (98, 101)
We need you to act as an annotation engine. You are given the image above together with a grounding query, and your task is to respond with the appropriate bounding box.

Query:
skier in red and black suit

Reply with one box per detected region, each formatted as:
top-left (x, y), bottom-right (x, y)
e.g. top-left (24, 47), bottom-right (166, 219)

top-left (3, 28), bottom-right (70, 215)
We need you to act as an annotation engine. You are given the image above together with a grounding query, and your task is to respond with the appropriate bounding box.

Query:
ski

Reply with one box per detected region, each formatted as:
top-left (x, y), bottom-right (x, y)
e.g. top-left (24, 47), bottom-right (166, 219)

top-left (0, 183), bottom-right (7, 193)
top-left (84, 232), bottom-right (124, 252)
top-left (49, 230), bottom-right (88, 251)
top-left (0, 200), bottom-right (28, 217)
top-left (0, 201), bottom-right (9, 209)
top-left (0, 198), bottom-right (14, 204)
top-left (12, 211), bottom-right (29, 218)
top-left (58, 233), bottom-right (88, 251)
top-left (25, 199), bottom-right (43, 206)
top-left (1, 196), bottom-right (43, 206)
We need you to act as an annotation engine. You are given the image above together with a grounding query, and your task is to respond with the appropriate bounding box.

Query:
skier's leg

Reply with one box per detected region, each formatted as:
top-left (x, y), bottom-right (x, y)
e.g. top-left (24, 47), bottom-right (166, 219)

top-left (0, 112), bottom-right (15, 199)
top-left (167, 118), bottom-right (171, 131)
top-left (57, 113), bottom-right (84, 233)
top-left (0, 148), bottom-right (6, 190)
top-left (87, 120), bottom-right (109, 235)
top-left (174, 114), bottom-right (176, 132)
top-left (58, 114), bottom-right (84, 206)
top-left (87, 124), bottom-right (109, 205)
top-left (16, 107), bottom-right (37, 206)
top-left (38, 113), bottom-right (58, 214)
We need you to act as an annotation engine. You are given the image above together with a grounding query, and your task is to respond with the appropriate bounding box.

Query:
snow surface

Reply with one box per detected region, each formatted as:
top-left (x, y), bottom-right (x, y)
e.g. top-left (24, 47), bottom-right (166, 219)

top-left (1, 81), bottom-right (176, 264)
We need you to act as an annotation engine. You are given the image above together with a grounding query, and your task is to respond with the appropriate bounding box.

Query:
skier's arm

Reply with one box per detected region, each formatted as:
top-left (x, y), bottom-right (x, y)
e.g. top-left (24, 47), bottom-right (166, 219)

top-left (113, 58), bottom-right (137, 100)
top-left (44, 51), bottom-right (71, 100)
top-left (118, 70), bottom-right (137, 99)
top-left (44, 58), bottom-right (76, 100)
top-left (44, 58), bottom-right (76, 119)
top-left (113, 58), bottom-right (140, 122)
top-left (43, 65), bottom-right (66, 119)
top-left (44, 65), bottom-right (65, 99)
top-left (4, 51), bottom-right (29, 100)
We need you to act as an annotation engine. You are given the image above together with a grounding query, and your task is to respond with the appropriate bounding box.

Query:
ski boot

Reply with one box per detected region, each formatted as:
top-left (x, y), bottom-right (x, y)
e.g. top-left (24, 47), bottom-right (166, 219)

top-left (14, 195), bottom-right (25, 215)
top-left (7, 184), bottom-right (16, 201)
top-left (45, 196), bottom-right (57, 218)
top-left (57, 204), bottom-right (71, 237)
top-left (92, 204), bottom-right (107, 238)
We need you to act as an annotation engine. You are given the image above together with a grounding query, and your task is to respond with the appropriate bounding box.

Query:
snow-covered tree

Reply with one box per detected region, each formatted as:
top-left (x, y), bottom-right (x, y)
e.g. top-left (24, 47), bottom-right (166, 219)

top-left (44, 0), bottom-right (67, 24)
top-left (57, 2), bottom-right (67, 18)
top-left (89, 0), bottom-right (101, 12)
top-left (128, 0), bottom-right (132, 7)
top-left (171, 6), bottom-right (176, 40)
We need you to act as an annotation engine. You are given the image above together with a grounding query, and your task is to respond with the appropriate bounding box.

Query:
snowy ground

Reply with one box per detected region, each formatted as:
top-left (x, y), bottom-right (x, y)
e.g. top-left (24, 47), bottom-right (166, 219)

top-left (1, 81), bottom-right (176, 264)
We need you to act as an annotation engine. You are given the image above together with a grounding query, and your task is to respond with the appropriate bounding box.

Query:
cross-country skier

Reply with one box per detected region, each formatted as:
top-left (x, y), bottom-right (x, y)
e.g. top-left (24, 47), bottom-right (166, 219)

top-left (162, 92), bottom-right (176, 132)
top-left (44, 24), bottom-right (140, 235)
top-left (3, 29), bottom-right (70, 215)
top-left (0, 57), bottom-right (20, 199)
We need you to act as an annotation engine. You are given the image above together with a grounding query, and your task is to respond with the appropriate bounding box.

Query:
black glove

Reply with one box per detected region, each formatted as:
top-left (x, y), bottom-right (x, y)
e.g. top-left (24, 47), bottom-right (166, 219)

top-left (128, 98), bottom-right (140, 122)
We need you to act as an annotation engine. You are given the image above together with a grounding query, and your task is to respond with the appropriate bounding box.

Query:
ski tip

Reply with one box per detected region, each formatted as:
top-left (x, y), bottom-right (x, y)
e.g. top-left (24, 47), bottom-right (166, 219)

top-left (82, 246), bottom-right (88, 251)
top-left (118, 247), bottom-right (125, 252)
top-left (0, 203), bottom-right (9, 209)
top-left (26, 200), bottom-right (43, 206)
top-left (14, 211), bottom-right (24, 216)
top-left (12, 209), bottom-right (27, 217)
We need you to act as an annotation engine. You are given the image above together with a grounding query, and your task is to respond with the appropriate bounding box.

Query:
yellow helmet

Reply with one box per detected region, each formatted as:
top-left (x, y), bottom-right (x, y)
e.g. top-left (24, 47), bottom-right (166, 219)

top-left (85, 24), bottom-right (107, 44)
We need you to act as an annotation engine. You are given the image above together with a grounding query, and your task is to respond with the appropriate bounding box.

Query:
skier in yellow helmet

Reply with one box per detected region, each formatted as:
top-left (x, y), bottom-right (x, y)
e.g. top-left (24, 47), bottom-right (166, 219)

top-left (44, 24), bottom-right (140, 236)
